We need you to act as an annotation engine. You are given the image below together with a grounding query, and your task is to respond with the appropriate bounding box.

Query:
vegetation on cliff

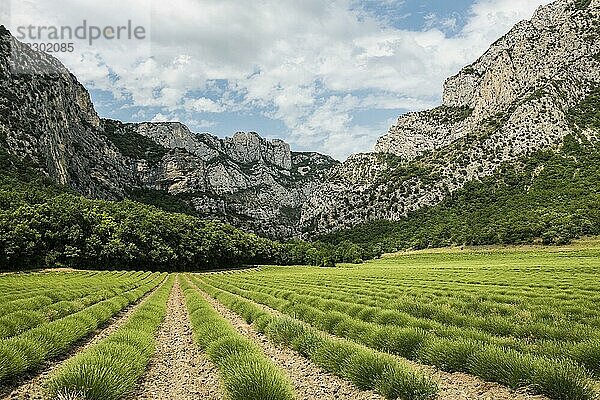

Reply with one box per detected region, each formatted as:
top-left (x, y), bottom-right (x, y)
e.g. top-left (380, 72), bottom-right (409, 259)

top-left (0, 149), bottom-right (372, 271)
top-left (320, 134), bottom-right (600, 252)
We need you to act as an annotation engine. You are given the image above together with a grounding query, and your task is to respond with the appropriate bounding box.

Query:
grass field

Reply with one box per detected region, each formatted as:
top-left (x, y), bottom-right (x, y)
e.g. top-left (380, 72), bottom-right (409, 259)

top-left (1, 241), bottom-right (600, 399)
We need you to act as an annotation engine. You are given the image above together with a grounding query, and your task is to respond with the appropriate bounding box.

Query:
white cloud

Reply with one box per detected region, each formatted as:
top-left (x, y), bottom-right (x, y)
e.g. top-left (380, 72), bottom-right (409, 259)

top-left (184, 97), bottom-right (224, 113)
top-left (187, 119), bottom-right (217, 130)
top-left (150, 112), bottom-right (175, 123)
top-left (6, 0), bottom-right (552, 159)
top-left (151, 113), bottom-right (216, 131)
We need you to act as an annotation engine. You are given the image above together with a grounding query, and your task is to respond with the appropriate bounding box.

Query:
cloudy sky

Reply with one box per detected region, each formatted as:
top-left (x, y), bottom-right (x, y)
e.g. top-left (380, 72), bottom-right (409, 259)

top-left (6, 0), bottom-right (551, 159)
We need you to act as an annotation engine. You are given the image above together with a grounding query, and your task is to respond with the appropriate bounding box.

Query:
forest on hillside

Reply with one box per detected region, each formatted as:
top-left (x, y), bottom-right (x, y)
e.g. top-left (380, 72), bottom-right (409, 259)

top-left (0, 149), bottom-right (369, 271)
top-left (321, 134), bottom-right (600, 251)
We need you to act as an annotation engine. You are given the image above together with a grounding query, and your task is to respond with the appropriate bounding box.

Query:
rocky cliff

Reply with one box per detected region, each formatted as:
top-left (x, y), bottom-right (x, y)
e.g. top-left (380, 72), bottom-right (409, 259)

top-left (124, 121), bottom-right (338, 237)
top-left (0, 25), bottom-right (337, 238)
top-left (301, 0), bottom-right (600, 235)
top-left (1, 0), bottom-right (598, 240)
top-left (0, 26), bottom-right (137, 199)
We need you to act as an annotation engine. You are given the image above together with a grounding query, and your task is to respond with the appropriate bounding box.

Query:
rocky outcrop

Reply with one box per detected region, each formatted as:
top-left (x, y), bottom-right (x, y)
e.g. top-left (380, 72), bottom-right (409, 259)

top-left (0, 26), bottom-right (136, 199)
top-left (126, 121), bottom-right (338, 237)
top-left (303, 0), bottom-right (600, 235)
top-left (132, 123), bottom-right (293, 170)
top-left (0, 29), bottom-right (338, 238)
top-left (135, 122), bottom-right (222, 162)
top-left (374, 106), bottom-right (472, 161)
top-left (376, 0), bottom-right (599, 161)
top-left (1, 0), bottom-right (598, 239)
top-left (225, 132), bottom-right (292, 170)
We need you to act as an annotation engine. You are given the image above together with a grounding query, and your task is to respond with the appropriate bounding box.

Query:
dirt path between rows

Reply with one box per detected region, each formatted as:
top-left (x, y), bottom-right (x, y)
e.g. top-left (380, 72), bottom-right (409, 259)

top-left (198, 279), bottom-right (548, 400)
top-left (188, 278), bottom-right (383, 400)
top-left (1, 278), bottom-right (167, 400)
top-left (125, 279), bottom-right (222, 400)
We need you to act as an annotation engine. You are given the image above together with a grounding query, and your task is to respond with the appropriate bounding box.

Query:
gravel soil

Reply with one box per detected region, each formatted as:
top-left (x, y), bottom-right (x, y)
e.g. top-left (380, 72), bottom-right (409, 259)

top-left (198, 280), bottom-right (549, 400)
top-left (190, 279), bottom-right (383, 400)
top-left (125, 279), bottom-right (222, 400)
top-left (1, 278), bottom-right (166, 400)
top-left (423, 369), bottom-right (547, 400)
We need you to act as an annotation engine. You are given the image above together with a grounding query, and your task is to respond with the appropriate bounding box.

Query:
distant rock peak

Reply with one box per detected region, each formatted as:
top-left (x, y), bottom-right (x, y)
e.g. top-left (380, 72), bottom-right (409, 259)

top-left (132, 122), bottom-right (295, 170)
top-left (304, 0), bottom-right (600, 235)
top-left (375, 0), bottom-right (599, 161)
top-left (1, 0), bottom-right (599, 239)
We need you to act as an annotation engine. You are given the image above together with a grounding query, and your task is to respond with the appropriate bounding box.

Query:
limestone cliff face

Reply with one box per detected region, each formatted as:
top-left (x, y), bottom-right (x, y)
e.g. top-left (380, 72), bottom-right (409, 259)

top-left (0, 26), bottom-right (138, 199)
top-left (134, 123), bottom-right (293, 180)
top-left (128, 121), bottom-right (337, 237)
top-left (1, 0), bottom-right (598, 239)
top-left (376, 0), bottom-right (599, 161)
top-left (302, 0), bottom-right (600, 235)
top-left (0, 29), bottom-right (338, 238)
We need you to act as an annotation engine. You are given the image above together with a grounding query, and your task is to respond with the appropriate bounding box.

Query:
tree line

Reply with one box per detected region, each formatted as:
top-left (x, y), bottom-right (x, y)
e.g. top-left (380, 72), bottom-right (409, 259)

top-left (0, 149), bottom-right (374, 271)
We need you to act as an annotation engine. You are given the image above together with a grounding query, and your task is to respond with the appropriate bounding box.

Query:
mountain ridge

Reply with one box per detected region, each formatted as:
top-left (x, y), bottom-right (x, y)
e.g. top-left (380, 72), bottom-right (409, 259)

top-left (300, 0), bottom-right (600, 236)
top-left (0, 27), bottom-right (338, 238)
top-left (1, 0), bottom-right (599, 241)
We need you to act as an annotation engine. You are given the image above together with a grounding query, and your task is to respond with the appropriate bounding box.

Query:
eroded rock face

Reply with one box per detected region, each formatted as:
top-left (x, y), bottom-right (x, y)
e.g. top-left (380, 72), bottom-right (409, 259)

top-left (375, 0), bottom-right (600, 161)
top-left (374, 106), bottom-right (472, 161)
top-left (135, 122), bottom-right (222, 162)
top-left (225, 132), bottom-right (292, 170)
top-left (0, 30), bottom-right (338, 238)
top-left (302, 0), bottom-right (600, 235)
top-left (133, 123), bottom-right (294, 170)
top-left (127, 121), bottom-right (337, 237)
top-left (0, 27), bottom-right (135, 199)
top-left (1, 0), bottom-right (599, 239)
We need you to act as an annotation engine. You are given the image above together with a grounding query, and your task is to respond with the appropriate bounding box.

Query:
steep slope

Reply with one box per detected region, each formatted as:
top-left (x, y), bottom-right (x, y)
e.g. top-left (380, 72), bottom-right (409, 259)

top-left (320, 134), bottom-right (600, 251)
top-left (98, 119), bottom-right (338, 238)
top-left (0, 25), bottom-right (337, 238)
top-left (0, 26), bottom-right (136, 199)
top-left (0, 145), bottom-right (337, 270)
top-left (301, 0), bottom-right (600, 236)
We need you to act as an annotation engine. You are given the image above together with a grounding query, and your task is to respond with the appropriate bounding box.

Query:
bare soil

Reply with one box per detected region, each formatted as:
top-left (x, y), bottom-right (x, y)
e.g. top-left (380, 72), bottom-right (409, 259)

top-left (39, 268), bottom-right (79, 273)
top-left (423, 369), bottom-right (547, 400)
top-left (1, 279), bottom-right (166, 400)
top-left (124, 279), bottom-right (222, 400)
top-left (190, 279), bottom-right (383, 400)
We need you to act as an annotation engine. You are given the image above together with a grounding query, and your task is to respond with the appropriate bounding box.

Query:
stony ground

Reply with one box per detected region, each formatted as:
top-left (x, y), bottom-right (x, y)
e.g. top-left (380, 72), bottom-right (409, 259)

top-left (125, 281), bottom-right (222, 400)
top-left (424, 369), bottom-right (547, 400)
